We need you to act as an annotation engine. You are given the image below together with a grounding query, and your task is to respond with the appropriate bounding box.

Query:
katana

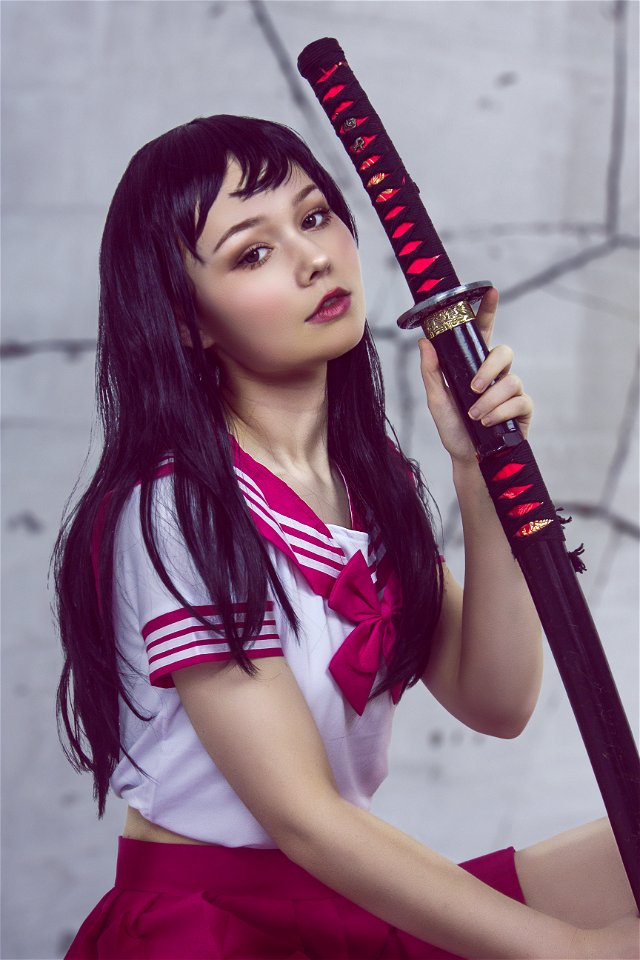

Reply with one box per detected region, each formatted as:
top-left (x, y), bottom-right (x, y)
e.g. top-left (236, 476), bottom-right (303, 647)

top-left (298, 37), bottom-right (639, 909)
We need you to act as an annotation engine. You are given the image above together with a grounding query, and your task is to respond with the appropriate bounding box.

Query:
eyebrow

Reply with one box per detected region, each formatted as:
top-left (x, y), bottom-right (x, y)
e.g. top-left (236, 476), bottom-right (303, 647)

top-left (212, 183), bottom-right (321, 254)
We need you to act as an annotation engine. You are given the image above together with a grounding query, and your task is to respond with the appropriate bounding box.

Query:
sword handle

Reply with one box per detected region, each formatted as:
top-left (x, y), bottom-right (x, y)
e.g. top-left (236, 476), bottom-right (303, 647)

top-left (298, 37), bottom-right (459, 302)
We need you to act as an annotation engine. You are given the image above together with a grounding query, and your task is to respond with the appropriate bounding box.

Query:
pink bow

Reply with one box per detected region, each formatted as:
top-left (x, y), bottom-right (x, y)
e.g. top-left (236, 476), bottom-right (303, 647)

top-left (327, 550), bottom-right (403, 715)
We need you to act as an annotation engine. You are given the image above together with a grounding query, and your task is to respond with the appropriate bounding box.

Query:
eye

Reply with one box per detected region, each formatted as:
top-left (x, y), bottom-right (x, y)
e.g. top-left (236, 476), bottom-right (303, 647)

top-left (301, 206), bottom-right (332, 230)
top-left (237, 244), bottom-right (271, 269)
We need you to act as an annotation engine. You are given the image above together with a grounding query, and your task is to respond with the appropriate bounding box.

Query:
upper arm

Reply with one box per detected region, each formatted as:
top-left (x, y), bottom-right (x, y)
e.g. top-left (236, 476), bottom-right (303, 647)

top-left (422, 566), bottom-right (525, 732)
top-left (114, 478), bottom-right (333, 848)
top-left (172, 657), bottom-right (340, 849)
top-left (421, 564), bottom-right (466, 715)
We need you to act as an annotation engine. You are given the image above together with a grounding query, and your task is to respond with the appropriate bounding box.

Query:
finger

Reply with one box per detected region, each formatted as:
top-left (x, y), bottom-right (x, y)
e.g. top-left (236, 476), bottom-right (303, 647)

top-left (471, 344), bottom-right (514, 394)
top-left (469, 394), bottom-right (533, 432)
top-left (418, 336), bottom-right (440, 381)
top-left (468, 374), bottom-right (525, 420)
top-left (473, 287), bottom-right (499, 348)
top-left (418, 338), bottom-right (450, 409)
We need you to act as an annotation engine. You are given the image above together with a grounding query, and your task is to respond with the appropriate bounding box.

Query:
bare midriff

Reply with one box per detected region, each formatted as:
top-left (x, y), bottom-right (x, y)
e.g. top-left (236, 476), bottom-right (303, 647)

top-left (123, 805), bottom-right (212, 845)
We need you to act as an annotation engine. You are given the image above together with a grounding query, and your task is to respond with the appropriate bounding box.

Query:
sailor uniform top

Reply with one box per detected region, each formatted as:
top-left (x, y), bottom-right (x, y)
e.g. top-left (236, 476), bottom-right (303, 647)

top-left (108, 436), bottom-right (405, 848)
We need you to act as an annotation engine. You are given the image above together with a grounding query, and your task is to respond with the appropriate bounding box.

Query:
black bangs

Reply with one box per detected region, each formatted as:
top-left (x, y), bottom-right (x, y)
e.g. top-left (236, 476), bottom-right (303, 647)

top-left (228, 148), bottom-right (293, 200)
top-left (158, 115), bottom-right (358, 251)
top-left (131, 115), bottom-right (356, 258)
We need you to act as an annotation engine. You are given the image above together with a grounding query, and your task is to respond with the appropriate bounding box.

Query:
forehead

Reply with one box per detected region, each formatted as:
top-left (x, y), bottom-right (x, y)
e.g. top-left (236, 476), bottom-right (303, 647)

top-left (209, 160), bottom-right (317, 219)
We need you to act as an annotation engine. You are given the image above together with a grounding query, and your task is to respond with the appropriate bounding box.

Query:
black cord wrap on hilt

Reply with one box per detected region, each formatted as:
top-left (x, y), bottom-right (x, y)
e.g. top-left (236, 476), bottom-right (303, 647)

top-left (298, 38), bottom-right (459, 303)
top-left (478, 442), bottom-right (586, 572)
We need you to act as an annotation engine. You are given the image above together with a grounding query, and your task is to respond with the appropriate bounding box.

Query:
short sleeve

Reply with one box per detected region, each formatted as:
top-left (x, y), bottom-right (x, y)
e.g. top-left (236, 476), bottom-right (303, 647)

top-left (113, 475), bottom-right (284, 688)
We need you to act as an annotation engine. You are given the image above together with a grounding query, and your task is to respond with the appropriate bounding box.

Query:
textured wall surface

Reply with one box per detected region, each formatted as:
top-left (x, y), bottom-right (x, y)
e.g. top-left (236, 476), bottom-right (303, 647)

top-left (1, 2), bottom-right (638, 958)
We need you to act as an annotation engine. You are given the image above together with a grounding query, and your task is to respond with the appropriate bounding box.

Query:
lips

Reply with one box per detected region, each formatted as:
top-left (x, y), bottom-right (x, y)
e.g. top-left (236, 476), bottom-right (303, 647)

top-left (306, 287), bottom-right (351, 323)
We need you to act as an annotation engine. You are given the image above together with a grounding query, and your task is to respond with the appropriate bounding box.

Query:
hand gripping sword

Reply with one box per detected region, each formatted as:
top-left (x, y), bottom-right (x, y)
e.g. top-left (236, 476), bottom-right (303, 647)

top-left (298, 37), bottom-right (639, 908)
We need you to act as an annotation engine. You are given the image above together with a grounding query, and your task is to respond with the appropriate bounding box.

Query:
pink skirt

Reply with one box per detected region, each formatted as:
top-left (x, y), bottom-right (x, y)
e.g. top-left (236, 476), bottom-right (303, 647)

top-left (65, 837), bottom-right (525, 959)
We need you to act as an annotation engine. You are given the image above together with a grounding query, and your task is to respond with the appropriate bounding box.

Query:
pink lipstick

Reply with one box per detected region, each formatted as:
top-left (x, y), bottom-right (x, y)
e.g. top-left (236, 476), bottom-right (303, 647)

top-left (306, 288), bottom-right (351, 324)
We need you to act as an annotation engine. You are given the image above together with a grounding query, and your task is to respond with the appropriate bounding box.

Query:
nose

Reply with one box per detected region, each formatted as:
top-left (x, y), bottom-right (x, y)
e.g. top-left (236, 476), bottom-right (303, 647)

top-left (295, 235), bottom-right (331, 286)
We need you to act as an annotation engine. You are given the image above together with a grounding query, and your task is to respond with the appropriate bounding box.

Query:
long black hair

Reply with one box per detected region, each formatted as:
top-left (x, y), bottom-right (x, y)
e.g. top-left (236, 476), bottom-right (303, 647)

top-left (53, 115), bottom-right (443, 815)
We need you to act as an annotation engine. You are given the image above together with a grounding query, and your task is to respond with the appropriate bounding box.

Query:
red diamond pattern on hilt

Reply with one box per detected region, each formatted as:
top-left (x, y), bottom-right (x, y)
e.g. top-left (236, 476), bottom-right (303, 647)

top-left (331, 101), bottom-right (354, 120)
top-left (322, 84), bottom-right (346, 102)
top-left (508, 502), bottom-right (543, 517)
top-left (492, 463), bottom-right (525, 481)
top-left (359, 155), bottom-right (381, 171)
top-left (375, 188), bottom-right (400, 203)
top-left (316, 63), bottom-right (340, 84)
top-left (384, 205), bottom-right (405, 220)
top-left (407, 256), bottom-right (439, 275)
top-left (499, 485), bottom-right (533, 500)
top-left (417, 278), bottom-right (444, 294)
top-left (392, 222), bottom-right (414, 238)
top-left (399, 241), bottom-right (422, 256)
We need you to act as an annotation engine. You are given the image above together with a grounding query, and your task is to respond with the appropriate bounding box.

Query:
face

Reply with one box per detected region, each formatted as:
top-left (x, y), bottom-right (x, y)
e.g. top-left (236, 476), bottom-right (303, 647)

top-left (183, 161), bottom-right (366, 380)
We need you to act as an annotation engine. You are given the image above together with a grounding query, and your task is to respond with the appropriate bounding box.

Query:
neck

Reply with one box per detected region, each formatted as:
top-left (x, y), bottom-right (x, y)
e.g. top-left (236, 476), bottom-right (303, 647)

top-left (222, 363), bottom-right (331, 477)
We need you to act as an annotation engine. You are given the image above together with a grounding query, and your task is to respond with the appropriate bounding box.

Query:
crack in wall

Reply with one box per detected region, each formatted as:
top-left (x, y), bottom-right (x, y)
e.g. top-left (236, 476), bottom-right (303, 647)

top-left (0, 338), bottom-right (96, 360)
top-left (606, 0), bottom-right (628, 236)
top-left (544, 282), bottom-right (639, 322)
top-left (247, 0), bottom-right (354, 190)
top-left (498, 238), bottom-right (628, 303)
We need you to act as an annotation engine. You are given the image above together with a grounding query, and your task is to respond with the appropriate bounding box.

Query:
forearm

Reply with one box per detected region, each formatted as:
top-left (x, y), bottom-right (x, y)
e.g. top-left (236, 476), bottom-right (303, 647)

top-left (283, 796), bottom-right (578, 959)
top-left (453, 458), bottom-right (543, 734)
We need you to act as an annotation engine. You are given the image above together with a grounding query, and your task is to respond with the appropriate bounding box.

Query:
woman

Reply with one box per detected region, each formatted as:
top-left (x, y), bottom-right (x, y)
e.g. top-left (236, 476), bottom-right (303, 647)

top-left (55, 115), bottom-right (638, 958)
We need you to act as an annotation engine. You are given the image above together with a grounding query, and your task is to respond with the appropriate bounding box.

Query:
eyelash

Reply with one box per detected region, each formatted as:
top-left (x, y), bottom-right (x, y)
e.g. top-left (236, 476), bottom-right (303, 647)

top-left (236, 206), bottom-right (333, 270)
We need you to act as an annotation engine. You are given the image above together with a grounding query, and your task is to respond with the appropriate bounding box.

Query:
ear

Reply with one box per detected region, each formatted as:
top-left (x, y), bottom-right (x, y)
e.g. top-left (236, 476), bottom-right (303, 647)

top-left (179, 257), bottom-right (216, 349)
top-left (178, 319), bottom-right (215, 351)
top-left (178, 321), bottom-right (194, 349)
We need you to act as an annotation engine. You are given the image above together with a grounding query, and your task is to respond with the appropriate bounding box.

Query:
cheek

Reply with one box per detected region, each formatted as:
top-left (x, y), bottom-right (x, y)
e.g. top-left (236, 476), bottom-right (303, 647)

top-left (338, 228), bottom-right (358, 258)
top-left (197, 275), bottom-right (296, 361)
top-left (213, 278), bottom-right (292, 336)
top-left (337, 232), bottom-right (365, 311)
top-left (335, 229), bottom-right (363, 282)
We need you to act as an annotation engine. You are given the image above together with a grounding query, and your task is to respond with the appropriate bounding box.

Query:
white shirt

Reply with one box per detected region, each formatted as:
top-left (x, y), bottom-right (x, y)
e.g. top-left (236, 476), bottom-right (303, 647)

top-left (109, 438), bottom-right (400, 847)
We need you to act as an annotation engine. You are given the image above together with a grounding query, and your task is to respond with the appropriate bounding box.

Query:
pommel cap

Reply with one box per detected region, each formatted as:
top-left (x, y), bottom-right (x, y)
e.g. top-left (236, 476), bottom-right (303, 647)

top-left (297, 38), bottom-right (346, 80)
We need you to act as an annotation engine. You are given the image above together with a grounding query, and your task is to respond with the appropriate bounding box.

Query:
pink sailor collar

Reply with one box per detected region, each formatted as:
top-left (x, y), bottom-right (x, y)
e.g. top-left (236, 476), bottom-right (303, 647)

top-left (228, 434), bottom-right (394, 598)
top-left (228, 435), bottom-right (403, 713)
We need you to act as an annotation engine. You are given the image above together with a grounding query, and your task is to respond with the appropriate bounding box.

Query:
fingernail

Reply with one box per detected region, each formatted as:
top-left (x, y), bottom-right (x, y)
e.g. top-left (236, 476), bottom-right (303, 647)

top-left (468, 405), bottom-right (480, 420)
top-left (471, 377), bottom-right (484, 392)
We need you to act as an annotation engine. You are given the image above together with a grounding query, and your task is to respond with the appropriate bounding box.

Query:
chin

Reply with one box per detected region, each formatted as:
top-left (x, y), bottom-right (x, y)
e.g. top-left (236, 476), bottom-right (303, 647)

top-left (325, 322), bottom-right (366, 361)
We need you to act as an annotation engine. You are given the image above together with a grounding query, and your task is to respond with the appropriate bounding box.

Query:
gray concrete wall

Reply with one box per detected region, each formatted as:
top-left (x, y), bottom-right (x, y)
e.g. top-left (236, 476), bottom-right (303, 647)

top-left (2, 2), bottom-right (638, 958)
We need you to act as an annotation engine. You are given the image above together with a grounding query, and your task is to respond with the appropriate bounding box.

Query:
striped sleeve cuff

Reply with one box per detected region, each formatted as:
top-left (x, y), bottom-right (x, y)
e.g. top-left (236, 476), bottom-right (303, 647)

top-left (142, 601), bottom-right (283, 687)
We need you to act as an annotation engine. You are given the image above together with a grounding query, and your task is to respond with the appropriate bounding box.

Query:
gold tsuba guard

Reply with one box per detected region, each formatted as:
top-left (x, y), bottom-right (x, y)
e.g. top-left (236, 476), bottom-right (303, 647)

top-left (421, 300), bottom-right (475, 340)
